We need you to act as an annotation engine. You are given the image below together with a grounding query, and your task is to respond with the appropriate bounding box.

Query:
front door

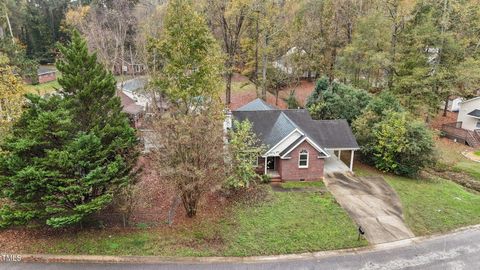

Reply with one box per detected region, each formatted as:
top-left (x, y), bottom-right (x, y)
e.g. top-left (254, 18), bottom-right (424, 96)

top-left (267, 156), bottom-right (276, 171)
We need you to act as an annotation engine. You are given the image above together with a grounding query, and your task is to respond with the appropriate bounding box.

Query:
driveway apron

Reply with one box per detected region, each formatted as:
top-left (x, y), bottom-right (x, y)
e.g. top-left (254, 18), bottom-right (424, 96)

top-left (324, 172), bottom-right (414, 244)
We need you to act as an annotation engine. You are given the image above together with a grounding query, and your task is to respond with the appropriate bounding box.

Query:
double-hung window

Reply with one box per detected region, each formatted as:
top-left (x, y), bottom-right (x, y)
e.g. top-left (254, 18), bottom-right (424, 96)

top-left (298, 150), bottom-right (309, 168)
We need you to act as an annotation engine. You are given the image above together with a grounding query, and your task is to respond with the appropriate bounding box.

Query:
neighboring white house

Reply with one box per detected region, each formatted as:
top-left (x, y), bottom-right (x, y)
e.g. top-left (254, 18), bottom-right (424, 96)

top-left (457, 97), bottom-right (480, 131)
top-left (273, 47), bottom-right (317, 78)
top-left (441, 97), bottom-right (463, 112)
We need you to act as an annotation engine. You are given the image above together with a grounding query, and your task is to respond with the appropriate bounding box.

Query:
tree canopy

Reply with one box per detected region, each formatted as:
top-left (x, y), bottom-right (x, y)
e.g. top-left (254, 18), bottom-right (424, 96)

top-left (306, 77), bottom-right (371, 124)
top-left (148, 0), bottom-right (223, 114)
top-left (0, 32), bottom-right (138, 228)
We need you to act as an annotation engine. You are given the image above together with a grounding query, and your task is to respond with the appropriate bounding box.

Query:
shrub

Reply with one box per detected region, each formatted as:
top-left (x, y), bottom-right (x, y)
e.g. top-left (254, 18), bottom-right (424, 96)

top-left (226, 120), bottom-right (265, 189)
top-left (354, 105), bottom-right (435, 177)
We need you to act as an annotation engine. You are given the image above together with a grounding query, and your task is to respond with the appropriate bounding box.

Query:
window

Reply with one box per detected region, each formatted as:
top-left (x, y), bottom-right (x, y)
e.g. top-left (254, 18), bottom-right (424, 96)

top-left (477, 120), bottom-right (480, 129)
top-left (298, 150), bottom-right (309, 168)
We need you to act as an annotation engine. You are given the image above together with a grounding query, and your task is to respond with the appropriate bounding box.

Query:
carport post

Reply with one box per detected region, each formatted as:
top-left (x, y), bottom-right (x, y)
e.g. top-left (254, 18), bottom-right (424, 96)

top-left (338, 150), bottom-right (342, 160)
top-left (349, 150), bottom-right (354, 172)
top-left (264, 157), bottom-right (268, 175)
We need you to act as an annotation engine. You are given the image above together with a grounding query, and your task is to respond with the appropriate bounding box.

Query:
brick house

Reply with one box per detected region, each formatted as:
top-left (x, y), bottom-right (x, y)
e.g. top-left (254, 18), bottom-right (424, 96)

top-left (231, 99), bottom-right (360, 181)
top-left (37, 66), bottom-right (57, 84)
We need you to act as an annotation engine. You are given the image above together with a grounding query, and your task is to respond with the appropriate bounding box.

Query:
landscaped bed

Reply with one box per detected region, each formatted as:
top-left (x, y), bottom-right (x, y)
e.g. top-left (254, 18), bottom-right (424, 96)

top-left (0, 185), bottom-right (366, 257)
top-left (356, 165), bottom-right (480, 236)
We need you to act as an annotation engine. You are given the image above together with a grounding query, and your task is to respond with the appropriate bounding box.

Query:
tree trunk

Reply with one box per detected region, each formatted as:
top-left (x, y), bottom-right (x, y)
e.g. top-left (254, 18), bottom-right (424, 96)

top-left (182, 193), bottom-right (197, 218)
top-left (4, 5), bottom-right (14, 43)
top-left (129, 45), bottom-right (135, 78)
top-left (226, 71), bottom-right (232, 105)
top-left (387, 0), bottom-right (399, 90)
top-left (443, 95), bottom-right (450, 117)
top-left (262, 52), bottom-right (267, 101)
top-left (255, 12), bottom-right (260, 97)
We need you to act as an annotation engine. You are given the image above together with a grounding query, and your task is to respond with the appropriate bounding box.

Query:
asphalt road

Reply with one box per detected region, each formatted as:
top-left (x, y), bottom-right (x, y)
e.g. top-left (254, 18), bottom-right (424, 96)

top-left (1, 227), bottom-right (479, 270)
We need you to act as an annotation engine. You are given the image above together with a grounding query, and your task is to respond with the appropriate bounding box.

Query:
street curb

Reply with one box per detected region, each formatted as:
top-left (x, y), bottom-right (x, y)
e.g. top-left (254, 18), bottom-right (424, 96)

top-left (15, 224), bottom-right (480, 265)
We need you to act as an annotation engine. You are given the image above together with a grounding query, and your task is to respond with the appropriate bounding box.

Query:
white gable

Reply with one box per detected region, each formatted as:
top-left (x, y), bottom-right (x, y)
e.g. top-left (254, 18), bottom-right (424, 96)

top-left (265, 129), bottom-right (303, 156)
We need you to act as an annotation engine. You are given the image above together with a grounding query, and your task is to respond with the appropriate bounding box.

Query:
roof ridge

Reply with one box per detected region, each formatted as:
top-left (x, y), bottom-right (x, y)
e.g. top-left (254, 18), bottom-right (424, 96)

top-left (280, 111), bottom-right (302, 132)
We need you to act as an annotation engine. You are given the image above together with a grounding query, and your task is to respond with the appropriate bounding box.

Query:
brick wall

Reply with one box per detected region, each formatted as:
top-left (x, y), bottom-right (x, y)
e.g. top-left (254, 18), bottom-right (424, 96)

top-left (38, 72), bottom-right (56, 84)
top-left (278, 141), bottom-right (324, 181)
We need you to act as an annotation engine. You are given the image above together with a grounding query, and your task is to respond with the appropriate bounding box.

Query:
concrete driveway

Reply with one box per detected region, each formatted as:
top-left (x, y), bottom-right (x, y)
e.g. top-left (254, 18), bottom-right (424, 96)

top-left (324, 172), bottom-right (414, 244)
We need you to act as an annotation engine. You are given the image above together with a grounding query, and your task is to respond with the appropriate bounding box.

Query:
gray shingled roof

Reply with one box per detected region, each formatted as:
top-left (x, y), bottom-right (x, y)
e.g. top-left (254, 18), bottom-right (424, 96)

top-left (232, 110), bottom-right (296, 147)
top-left (467, 109), bottom-right (480, 118)
top-left (236, 98), bottom-right (278, 111)
top-left (37, 66), bottom-right (56, 75)
top-left (120, 78), bottom-right (147, 93)
top-left (232, 100), bottom-right (359, 152)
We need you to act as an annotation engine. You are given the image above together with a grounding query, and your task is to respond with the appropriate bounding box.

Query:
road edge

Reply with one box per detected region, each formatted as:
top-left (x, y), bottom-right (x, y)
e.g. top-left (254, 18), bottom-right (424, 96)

top-left (14, 224), bottom-right (480, 265)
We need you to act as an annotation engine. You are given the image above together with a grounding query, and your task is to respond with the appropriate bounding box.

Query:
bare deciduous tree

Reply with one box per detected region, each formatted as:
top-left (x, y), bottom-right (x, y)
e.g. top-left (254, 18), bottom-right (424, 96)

top-left (205, 0), bottom-right (250, 105)
top-left (151, 108), bottom-right (226, 218)
top-left (64, 0), bottom-right (137, 74)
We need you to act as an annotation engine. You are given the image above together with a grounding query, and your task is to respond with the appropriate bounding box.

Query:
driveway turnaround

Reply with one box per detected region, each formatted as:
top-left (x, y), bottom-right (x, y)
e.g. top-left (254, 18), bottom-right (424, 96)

top-left (1, 226), bottom-right (479, 270)
top-left (324, 172), bottom-right (414, 244)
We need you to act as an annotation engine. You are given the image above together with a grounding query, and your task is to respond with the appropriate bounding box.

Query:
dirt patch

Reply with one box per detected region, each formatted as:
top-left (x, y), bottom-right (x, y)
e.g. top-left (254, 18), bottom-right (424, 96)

top-left (278, 80), bottom-right (315, 107)
top-left (430, 111), bottom-right (458, 130)
top-left (426, 170), bottom-right (480, 192)
top-left (223, 73), bottom-right (288, 110)
top-left (224, 87), bottom-right (288, 110)
top-left (224, 74), bottom-right (316, 110)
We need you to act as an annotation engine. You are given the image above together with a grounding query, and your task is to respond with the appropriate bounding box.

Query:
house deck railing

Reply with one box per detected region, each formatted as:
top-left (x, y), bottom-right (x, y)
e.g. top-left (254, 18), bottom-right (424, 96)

top-left (441, 122), bottom-right (480, 147)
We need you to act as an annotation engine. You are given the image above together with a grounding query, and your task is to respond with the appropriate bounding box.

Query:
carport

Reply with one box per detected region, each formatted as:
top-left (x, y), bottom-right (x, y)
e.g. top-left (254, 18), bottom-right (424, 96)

top-left (324, 149), bottom-right (356, 174)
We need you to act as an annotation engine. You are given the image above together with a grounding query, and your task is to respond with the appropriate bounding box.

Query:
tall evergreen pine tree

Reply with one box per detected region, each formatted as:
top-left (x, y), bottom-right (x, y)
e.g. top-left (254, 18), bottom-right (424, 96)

top-left (0, 31), bottom-right (138, 228)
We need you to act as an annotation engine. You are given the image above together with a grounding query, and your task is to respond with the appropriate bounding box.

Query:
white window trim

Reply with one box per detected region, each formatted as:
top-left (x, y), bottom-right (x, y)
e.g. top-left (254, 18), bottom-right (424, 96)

top-left (280, 136), bottom-right (330, 159)
top-left (298, 150), bottom-right (309, 168)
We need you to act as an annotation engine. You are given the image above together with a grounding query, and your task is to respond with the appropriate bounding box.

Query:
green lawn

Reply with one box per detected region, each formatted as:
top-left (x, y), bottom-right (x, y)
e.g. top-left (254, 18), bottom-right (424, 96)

top-left (356, 166), bottom-right (480, 236)
top-left (475, 151), bottom-right (480, 157)
top-left (29, 186), bottom-right (366, 256)
top-left (24, 74), bottom-right (133, 96)
top-left (280, 181), bottom-right (325, 189)
top-left (25, 79), bottom-right (61, 95)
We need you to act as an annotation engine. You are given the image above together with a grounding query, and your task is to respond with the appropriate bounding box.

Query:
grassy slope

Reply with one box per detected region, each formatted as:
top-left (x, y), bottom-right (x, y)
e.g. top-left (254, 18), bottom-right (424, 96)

top-left (223, 191), bottom-right (364, 256)
top-left (436, 138), bottom-right (480, 181)
top-left (356, 166), bottom-right (480, 236)
top-left (30, 186), bottom-right (366, 256)
top-left (453, 161), bottom-right (480, 180)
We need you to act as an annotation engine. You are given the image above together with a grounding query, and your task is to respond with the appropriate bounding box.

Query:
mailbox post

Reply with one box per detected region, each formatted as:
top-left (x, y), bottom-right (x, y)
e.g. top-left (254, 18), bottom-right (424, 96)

top-left (357, 226), bottom-right (365, 241)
